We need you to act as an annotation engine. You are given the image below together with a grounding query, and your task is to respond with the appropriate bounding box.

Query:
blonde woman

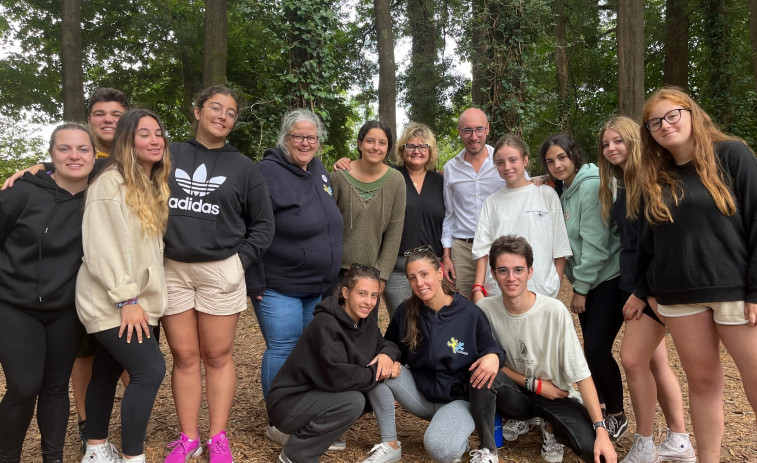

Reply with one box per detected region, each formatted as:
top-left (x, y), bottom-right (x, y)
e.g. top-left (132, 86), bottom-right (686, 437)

top-left (636, 88), bottom-right (757, 463)
top-left (76, 109), bottom-right (172, 463)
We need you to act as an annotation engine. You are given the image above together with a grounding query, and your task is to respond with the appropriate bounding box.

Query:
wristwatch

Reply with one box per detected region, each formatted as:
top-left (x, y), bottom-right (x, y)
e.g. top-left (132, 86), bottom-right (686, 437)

top-left (593, 421), bottom-right (607, 431)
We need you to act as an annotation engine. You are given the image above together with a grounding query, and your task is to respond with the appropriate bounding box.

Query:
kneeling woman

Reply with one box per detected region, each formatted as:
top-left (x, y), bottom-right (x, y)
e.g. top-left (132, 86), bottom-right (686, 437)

top-left (76, 109), bottom-right (172, 462)
top-left (361, 247), bottom-right (504, 463)
top-left (267, 264), bottom-right (400, 463)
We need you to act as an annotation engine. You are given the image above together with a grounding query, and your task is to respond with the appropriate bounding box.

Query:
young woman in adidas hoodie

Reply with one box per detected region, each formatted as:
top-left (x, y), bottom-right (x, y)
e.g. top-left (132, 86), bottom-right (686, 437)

top-left (539, 134), bottom-right (627, 441)
top-left (76, 109), bottom-right (172, 463)
top-left (161, 85), bottom-right (274, 463)
top-left (636, 88), bottom-right (757, 463)
top-left (267, 264), bottom-right (400, 463)
top-left (0, 123), bottom-right (95, 463)
top-left (361, 247), bottom-right (505, 463)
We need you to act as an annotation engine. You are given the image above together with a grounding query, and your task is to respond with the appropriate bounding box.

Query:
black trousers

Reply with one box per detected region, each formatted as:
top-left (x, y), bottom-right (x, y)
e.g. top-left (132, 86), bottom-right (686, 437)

top-left (0, 306), bottom-right (83, 463)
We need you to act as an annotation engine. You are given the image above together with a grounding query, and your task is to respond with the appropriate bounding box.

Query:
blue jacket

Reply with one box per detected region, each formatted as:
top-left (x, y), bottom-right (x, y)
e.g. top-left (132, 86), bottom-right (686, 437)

top-left (386, 293), bottom-right (505, 403)
top-left (246, 148), bottom-right (343, 296)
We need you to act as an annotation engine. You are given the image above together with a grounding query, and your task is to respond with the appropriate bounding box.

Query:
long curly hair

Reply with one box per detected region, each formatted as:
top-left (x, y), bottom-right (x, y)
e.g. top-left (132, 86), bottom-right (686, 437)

top-left (598, 116), bottom-right (643, 221)
top-left (108, 109), bottom-right (172, 236)
top-left (639, 87), bottom-right (745, 224)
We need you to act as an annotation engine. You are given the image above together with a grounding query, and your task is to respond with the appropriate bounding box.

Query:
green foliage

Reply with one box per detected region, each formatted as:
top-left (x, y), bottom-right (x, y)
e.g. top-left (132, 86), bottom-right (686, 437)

top-left (0, 115), bottom-right (46, 180)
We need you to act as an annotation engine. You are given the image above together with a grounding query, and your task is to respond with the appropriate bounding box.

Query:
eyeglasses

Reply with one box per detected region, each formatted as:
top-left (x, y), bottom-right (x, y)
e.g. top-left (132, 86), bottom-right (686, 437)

top-left (349, 263), bottom-right (380, 277)
top-left (405, 143), bottom-right (429, 153)
top-left (289, 134), bottom-right (319, 145)
top-left (203, 104), bottom-right (239, 121)
top-left (403, 245), bottom-right (433, 257)
top-left (644, 108), bottom-right (690, 132)
top-left (460, 127), bottom-right (486, 137)
top-left (494, 266), bottom-right (527, 277)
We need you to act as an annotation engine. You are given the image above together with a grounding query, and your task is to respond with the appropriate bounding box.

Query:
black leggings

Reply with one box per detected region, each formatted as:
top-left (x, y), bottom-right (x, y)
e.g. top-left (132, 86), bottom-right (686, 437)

top-left (85, 326), bottom-right (165, 456)
top-left (0, 306), bottom-right (83, 463)
top-left (578, 277), bottom-right (624, 414)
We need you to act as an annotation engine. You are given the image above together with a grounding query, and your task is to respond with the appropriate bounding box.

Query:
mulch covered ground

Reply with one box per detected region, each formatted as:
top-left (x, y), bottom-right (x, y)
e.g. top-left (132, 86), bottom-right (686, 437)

top-left (3, 282), bottom-right (756, 462)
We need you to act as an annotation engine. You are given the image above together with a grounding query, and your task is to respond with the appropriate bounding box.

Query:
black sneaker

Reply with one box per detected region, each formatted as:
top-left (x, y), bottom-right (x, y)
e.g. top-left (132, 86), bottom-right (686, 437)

top-left (78, 420), bottom-right (87, 454)
top-left (604, 411), bottom-right (628, 442)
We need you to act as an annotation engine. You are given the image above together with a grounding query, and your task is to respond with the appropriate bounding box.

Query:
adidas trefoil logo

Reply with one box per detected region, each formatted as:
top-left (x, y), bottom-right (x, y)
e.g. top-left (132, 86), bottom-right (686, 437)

top-left (175, 164), bottom-right (226, 197)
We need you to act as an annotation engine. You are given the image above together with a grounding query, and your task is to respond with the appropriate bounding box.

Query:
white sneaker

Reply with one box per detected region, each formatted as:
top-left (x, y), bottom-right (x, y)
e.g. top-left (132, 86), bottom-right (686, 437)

top-left (265, 425), bottom-right (290, 445)
top-left (81, 441), bottom-right (120, 463)
top-left (469, 447), bottom-right (499, 463)
top-left (540, 421), bottom-right (564, 463)
top-left (122, 456), bottom-right (145, 463)
top-left (360, 442), bottom-right (401, 463)
top-left (622, 434), bottom-right (660, 463)
top-left (502, 418), bottom-right (538, 441)
top-left (656, 429), bottom-right (695, 462)
top-left (328, 438), bottom-right (346, 452)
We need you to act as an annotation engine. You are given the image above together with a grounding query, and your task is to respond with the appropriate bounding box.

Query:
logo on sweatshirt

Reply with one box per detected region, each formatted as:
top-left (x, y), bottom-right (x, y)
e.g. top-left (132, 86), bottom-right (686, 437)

top-left (447, 337), bottom-right (468, 355)
top-left (169, 164), bottom-right (224, 215)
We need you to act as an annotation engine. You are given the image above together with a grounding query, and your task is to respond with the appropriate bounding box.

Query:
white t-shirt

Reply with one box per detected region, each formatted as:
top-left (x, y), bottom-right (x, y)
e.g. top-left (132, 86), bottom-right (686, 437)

top-left (471, 183), bottom-right (572, 297)
top-left (477, 293), bottom-right (591, 399)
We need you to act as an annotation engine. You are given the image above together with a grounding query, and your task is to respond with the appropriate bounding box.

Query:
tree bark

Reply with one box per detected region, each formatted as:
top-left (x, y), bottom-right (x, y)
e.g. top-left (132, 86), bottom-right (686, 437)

top-left (554, 0), bottom-right (569, 130)
top-left (406, 0), bottom-right (440, 129)
top-left (471, 0), bottom-right (488, 106)
top-left (375, 0), bottom-right (397, 155)
top-left (61, 0), bottom-right (85, 121)
top-left (203, 0), bottom-right (227, 88)
top-left (750, 0), bottom-right (757, 95)
top-left (617, 0), bottom-right (644, 122)
top-left (663, 0), bottom-right (689, 90)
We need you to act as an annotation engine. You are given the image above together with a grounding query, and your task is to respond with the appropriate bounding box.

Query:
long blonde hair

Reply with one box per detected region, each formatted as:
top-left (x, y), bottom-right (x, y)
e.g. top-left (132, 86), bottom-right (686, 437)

top-left (639, 87), bottom-right (742, 224)
top-left (598, 116), bottom-right (643, 221)
top-left (109, 109), bottom-right (172, 236)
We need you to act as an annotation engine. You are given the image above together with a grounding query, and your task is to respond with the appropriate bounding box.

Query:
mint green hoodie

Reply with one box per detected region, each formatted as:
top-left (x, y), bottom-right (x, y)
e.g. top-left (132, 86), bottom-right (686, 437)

top-left (561, 163), bottom-right (620, 294)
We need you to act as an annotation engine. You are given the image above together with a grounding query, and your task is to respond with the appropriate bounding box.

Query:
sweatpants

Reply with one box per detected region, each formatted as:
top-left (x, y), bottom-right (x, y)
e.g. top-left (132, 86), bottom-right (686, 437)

top-left (578, 276), bottom-right (624, 414)
top-left (0, 306), bottom-right (83, 463)
top-left (268, 389), bottom-right (365, 463)
top-left (367, 368), bottom-right (474, 463)
top-left (85, 326), bottom-right (165, 456)
top-left (470, 371), bottom-right (596, 462)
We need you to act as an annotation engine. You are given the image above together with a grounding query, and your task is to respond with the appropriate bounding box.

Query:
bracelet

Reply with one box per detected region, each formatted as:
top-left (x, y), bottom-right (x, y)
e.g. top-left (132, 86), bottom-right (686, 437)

top-left (535, 378), bottom-right (543, 395)
top-left (525, 376), bottom-right (533, 392)
top-left (472, 284), bottom-right (488, 297)
top-left (115, 297), bottom-right (139, 308)
top-left (442, 254), bottom-right (451, 259)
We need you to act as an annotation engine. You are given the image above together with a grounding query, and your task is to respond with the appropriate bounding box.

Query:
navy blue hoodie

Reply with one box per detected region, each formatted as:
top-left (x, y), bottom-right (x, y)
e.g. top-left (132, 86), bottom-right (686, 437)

top-left (245, 148), bottom-right (343, 296)
top-left (386, 293), bottom-right (505, 403)
top-left (0, 172), bottom-right (85, 310)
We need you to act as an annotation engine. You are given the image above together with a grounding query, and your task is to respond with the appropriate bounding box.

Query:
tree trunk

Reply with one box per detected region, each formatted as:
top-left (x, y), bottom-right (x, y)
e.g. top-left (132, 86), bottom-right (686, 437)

top-left (663, 0), bottom-right (689, 90)
top-left (61, 0), bottom-right (85, 121)
top-left (406, 0), bottom-right (440, 129)
top-left (554, 0), bottom-right (569, 130)
top-left (471, 0), bottom-right (488, 106)
top-left (375, 0), bottom-right (397, 155)
top-left (750, 0), bottom-right (757, 95)
top-left (617, 0), bottom-right (644, 122)
top-left (203, 0), bottom-right (227, 88)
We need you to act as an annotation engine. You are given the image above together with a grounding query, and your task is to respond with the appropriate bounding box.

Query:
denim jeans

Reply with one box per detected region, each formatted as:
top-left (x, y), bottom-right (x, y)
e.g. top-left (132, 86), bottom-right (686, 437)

top-left (253, 289), bottom-right (321, 398)
top-left (383, 257), bottom-right (412, 320)
top-left (470, 371), bottom-right (595, 462)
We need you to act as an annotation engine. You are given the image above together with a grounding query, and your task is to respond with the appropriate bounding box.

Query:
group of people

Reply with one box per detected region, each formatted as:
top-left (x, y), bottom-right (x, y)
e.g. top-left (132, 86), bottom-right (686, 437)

top-left (0, 85), bottom-right (754, 463)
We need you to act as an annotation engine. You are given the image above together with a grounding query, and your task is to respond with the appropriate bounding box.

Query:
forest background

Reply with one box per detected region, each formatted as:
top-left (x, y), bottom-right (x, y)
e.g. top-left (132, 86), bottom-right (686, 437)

top-left (1, 0), bottom-right (757, 178)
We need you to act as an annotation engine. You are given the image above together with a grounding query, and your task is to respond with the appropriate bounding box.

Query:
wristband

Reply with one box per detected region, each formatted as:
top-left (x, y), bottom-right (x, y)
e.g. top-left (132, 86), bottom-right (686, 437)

top-left (472, 284), bottom-right (488, 297)
top-left (115, 297), bottom-right (139, 308)
top-left (535, 378), bottom-right (543, 395)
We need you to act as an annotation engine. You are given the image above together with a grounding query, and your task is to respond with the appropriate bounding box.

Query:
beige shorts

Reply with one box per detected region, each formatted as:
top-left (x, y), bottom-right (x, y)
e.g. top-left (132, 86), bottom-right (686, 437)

top-left (163, 255), bottom-right (247, 316)
top-left (657, 300), bottom-right (746, 325)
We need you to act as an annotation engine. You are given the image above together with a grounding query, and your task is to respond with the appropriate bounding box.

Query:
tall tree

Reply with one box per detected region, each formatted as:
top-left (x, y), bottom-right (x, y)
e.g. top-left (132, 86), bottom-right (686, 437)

top-left (375, 0), bottom-right (397, 147)
top-left (663, 0), bottom-right (689, 90)
top-left (617, 0), bottom-right (644, 120)
top-left (471, 0), bottom-right (488, 106)
top-left (405, 0), bottom-right (441, 130)
top-left (750, 0), bottom-right (757, 95)
top-left (61, 0), bottom-right (85, 121)
top-left (701, 0), bottom-right (736, 125)
top-left (203, 0), bottom-right (227, 87)
top-left (554, 0), bottom-right (569, 130)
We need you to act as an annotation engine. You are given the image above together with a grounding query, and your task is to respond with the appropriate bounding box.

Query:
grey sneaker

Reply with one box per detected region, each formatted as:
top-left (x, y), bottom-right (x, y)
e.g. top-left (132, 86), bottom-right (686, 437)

top-left (604, 411), bottom-right (628, 442)
top-left (502, 419), bottom-right (538, 441)
top-left (278, 452), bottom-right (293, 463)
top-left (469, 447), bottom-right (498, 463)
top-left (81, 441), bottom-right (120, 463)
top-left (540, 420), bottom-right (564, 463)
top-left (327, 438), bottom-right (346, 452)
top-left (360, 442), bottom-right (401, 463)
top-left (265, 426), bottom-right (290, 445)
top-left (656, 428), bottom-right (695, 462)
top-left (621, 434), bottom-right (660, 463)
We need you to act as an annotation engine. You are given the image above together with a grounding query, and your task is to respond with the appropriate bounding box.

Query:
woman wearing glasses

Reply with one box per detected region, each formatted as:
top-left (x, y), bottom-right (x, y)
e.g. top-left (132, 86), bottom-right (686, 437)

top-left (245, 109), bottom-right (344, 444)
top-left (162, 85), bottom-right (274, 462)
top-left (636, 88), bottom-right (757, 463)
top-left (330, 121), bottom-right (406, 304)
top-left (538, 135), bottom-right (628, 442)
top-left (267, 264), bottom-right (400, 463)
top-left (360, 247), bottom-right (504, 463)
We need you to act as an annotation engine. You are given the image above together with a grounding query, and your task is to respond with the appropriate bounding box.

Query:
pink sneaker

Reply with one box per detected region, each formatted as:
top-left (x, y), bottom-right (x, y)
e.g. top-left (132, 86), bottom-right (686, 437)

top-left (207, 430), bottom-right (233, 463)
top-left (164, 432), bottom-right (203, 463)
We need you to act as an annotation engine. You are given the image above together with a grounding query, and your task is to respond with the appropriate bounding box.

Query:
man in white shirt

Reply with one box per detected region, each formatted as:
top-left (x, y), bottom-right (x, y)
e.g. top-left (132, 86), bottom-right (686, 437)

top-left (468, 235), bottom-right (616, 463)
top-left (440, 108), bottom-right (505, 298)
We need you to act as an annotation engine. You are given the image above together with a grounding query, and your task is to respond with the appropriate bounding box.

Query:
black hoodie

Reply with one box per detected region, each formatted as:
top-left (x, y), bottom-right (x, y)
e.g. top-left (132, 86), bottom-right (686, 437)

top-left (266, 295), bottom-right (400, 413)
top-left (245, 148), bottom-right (343, 296)
top-left (0, 171), bottom-right (85, 310)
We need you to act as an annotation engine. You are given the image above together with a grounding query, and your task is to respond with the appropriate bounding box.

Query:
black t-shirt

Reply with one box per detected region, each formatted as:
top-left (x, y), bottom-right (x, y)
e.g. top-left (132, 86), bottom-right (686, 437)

top-left (396, 166), bottom-right (445, 257)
